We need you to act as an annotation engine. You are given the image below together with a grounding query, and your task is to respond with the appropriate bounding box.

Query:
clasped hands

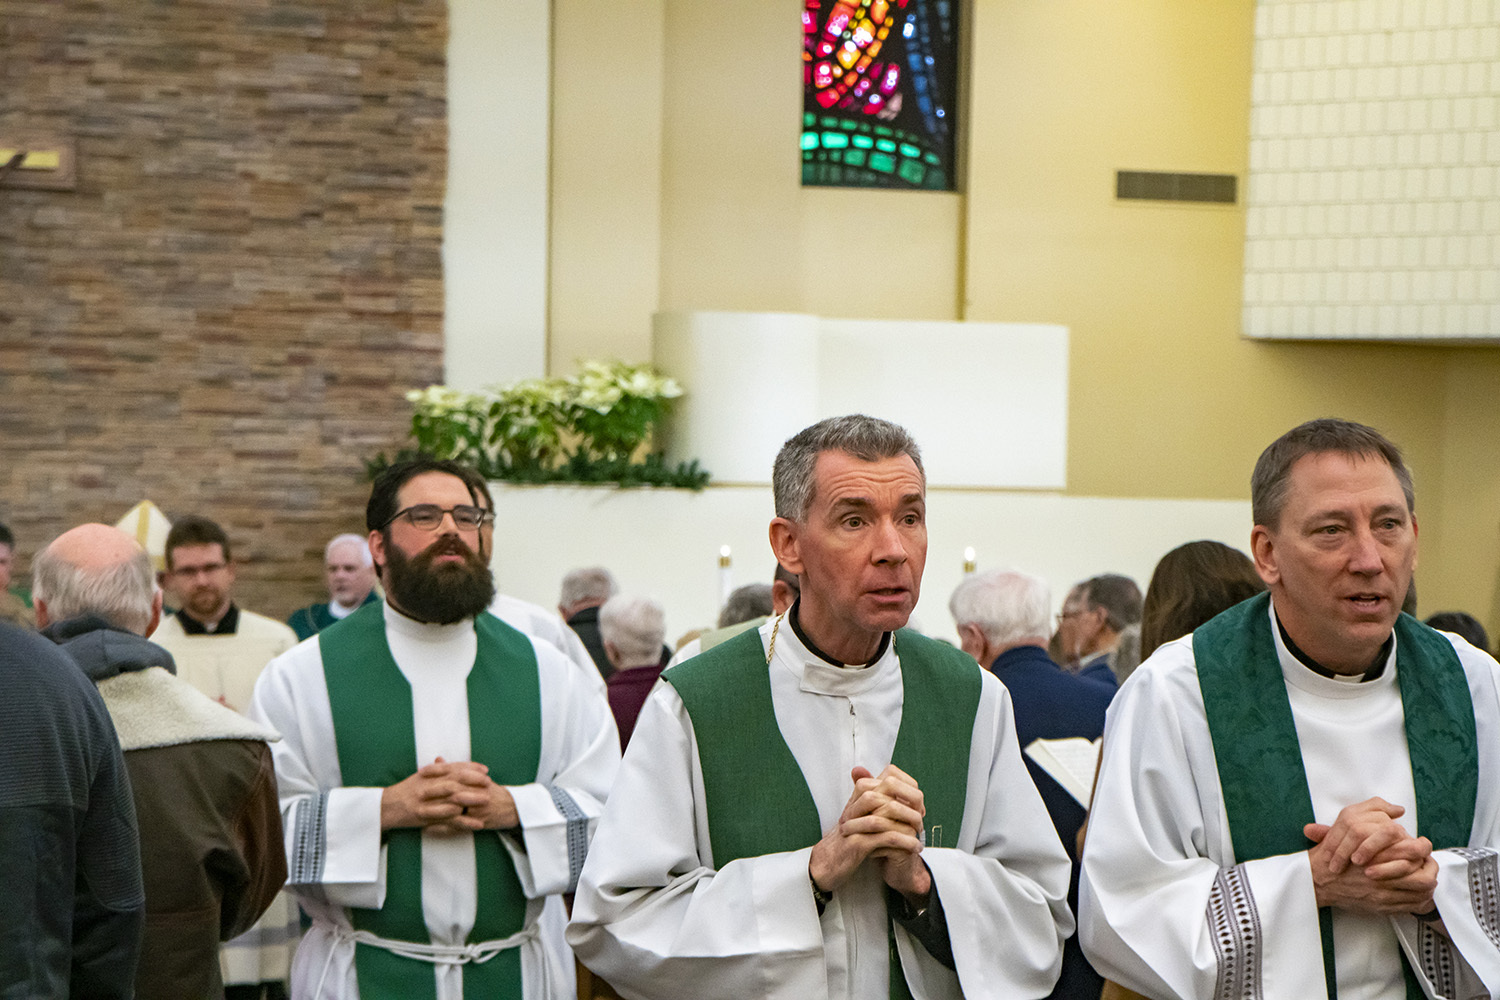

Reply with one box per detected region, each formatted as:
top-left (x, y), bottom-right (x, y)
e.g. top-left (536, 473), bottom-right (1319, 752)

top-left (380, 756), bottom-right (519, 834)
top-left (1305, 797), bottom-right (1437, 918)
top-left (808, 764), bottom-right (931, 907)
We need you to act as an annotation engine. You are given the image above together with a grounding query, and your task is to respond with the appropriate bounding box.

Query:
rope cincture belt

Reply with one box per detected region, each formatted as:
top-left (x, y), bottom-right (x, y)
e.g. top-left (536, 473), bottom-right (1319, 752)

top-left (336, 921), bottom-right (539, 966)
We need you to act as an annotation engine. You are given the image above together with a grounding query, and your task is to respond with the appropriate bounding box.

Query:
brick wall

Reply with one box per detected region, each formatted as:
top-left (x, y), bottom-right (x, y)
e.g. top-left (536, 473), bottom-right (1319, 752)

top-left (0, 0), bottom-right (446, 617)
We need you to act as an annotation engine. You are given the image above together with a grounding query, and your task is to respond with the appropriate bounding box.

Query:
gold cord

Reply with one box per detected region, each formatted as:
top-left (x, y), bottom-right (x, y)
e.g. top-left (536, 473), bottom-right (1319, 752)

top-left (765, 612), bottom-right (784, 666)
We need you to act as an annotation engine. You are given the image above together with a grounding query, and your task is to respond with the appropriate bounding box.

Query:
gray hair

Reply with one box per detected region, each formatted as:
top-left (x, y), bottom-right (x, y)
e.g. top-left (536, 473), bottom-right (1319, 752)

top-left (326, 533), bottom-right (372, 566)
top-left (559, 566), bottom-right (618, 608)
top-left (772, 414), bottom-right (925, 521)
top-left (1252, 417), bottom-right (1415, 529)
top-left (718, 583), bottom-right (774, 629)
top-left (949, 569), bottom-right (1052, 648)
top-left (598, 594), bottom-right (665, 667)
top-left (1081, 574), bottom-right (1143, 632)
top-left (33, 541), bottom-right (155, 635)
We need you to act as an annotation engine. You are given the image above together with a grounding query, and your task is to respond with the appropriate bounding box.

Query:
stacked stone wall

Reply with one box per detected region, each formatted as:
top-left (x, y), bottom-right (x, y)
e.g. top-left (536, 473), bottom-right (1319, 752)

top-left (0, 0), bottom-right (446, 616)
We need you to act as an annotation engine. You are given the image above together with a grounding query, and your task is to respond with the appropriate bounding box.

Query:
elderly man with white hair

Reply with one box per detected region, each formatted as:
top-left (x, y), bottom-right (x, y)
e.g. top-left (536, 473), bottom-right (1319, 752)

top-left (34, 523), bottom-right (285, 1000)
top-left (949, 568), bottom-right (1114, 1000)
top-left (287, 533), bottom-right (380, 641)
top-left (598, 595), bottom-right (668, 749)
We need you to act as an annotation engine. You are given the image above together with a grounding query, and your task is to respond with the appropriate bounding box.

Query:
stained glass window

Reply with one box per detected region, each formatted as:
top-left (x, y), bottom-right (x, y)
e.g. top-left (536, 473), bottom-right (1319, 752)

top-left (801, 0), bottom-right (959, 191)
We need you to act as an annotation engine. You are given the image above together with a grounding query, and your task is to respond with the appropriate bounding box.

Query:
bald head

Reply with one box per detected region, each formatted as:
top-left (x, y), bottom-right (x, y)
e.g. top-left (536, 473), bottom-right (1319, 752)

top-left (33, 523), bottom-right (161, 636)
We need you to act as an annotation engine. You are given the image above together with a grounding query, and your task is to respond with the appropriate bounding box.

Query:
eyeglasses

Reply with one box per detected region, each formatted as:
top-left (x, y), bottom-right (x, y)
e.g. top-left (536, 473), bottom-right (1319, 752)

top-left (171, 562), bottom-right (229, 578)
top-left (1055, 609), bottom-right (1086, 624)
top-left (384, 504), bottom-right (495, 531)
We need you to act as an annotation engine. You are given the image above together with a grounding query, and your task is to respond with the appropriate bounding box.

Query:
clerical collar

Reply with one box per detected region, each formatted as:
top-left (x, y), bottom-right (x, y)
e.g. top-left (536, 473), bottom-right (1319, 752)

top-left (1275, 612), bottom-right (1391, 683)
top-left (178, 604), bottom-right (239, 635)
top-left (788, 600), bottom-right (891, 667)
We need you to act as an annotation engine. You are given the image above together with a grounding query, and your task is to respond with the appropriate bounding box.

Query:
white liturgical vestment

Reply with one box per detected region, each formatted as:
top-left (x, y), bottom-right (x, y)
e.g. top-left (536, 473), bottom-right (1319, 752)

top-left (250, 604), bottom-right (619, 1000)
top-left (1080, 601), bottom-right (1500, 1000)
top-left (568, 616), bottom-right (1073, 999)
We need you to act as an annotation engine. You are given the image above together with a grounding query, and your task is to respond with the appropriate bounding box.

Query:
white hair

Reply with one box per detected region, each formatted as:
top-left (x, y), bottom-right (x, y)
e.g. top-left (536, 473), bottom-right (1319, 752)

top-left (598, 594), bottom-right (665, 668)
top-left (33, 542), bottom-right (156, 636)
top-left (326, 533), bottom-right (373, 566)
top-left (560, 566), bottom-right (618, 607)
top-left (948, 568), bottom-right (1052, 648)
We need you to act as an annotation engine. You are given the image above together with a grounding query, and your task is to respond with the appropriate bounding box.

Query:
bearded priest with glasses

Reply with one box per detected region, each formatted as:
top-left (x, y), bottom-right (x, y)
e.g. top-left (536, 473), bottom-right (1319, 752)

top-left (250, 457), bottom-right (620, 1000)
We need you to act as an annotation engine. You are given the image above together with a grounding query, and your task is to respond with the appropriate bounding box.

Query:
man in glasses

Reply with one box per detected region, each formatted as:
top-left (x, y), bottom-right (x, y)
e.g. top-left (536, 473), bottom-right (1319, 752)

top-left (250, 457), bottom-right (619, 1000)
top-left (151, 513), bottom-right (301, 1000)
top-left (154, 515), bottom-right (300, 714)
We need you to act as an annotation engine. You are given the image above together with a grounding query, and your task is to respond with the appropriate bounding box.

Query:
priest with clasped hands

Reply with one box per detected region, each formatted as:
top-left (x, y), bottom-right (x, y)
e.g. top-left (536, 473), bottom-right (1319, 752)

top-left (568, 414), bottom-right (1073, 999)
top-left (1081, 418), bottom-right (1500, 1000)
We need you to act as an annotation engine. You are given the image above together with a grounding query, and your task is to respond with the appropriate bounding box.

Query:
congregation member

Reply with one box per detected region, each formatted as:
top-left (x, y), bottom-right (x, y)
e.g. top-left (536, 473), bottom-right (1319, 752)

top-left (1082, 418), bottom-right (1500, 999)
top-left (33, 523), bottom-right (287, 1000)
top-left (569, 414), bottom-right (1072, 998)
top-left (251, 457), bottom-right (619, 1000)
top-left (599, 594), bottom-right (670, 749)
top-left (0, 519), bottom-right (35, 627)
top-left (1053, 574), bottom-right (1141, 687)
top-left (287, 532), bottom-right (379, 640)
top-left (0, 620), bottom-right (143, 997)
top-left (950, 568), bottom-right (1113, 1000)
top-left (1424, 610), bottom-right (1490, 654)
top-left (1136, 539), bottom-right (1266, 660)
top-left (151, 513), bottom-right (301, 997)
top-left (558, 565), bottom-right (618, 677)
top-left (666, 566), bottom-right (801, 666)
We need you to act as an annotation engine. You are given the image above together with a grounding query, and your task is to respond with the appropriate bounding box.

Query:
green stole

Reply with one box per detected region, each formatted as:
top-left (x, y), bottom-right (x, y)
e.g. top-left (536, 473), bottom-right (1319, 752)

top-left (663, 625), bottom-right (982, 999)
top-left (1194, 591), bottom-right (1477, 1000)
top-left (320, 601), bottom-right (542, 1000)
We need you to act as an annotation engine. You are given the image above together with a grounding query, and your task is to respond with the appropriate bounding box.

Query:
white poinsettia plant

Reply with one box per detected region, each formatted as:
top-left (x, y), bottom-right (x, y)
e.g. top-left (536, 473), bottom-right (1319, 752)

top-left (393, 361), bottom-right (704, 488)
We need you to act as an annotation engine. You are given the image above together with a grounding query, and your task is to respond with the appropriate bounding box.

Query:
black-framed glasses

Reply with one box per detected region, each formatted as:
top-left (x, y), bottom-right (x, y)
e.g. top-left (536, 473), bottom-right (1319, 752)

top-left (384, 504), bottom-right (494, 531)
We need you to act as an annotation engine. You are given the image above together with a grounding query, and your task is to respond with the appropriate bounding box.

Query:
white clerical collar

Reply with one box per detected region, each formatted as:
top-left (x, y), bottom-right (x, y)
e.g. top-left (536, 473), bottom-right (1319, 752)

top-left (382, 600), bottom-right (474, 644)
top-left (328, 599), bottom-right (360, 620)
top-left (1267, 597), bottom-right (1398, 699)
top-left (765, 613), bottom-right (896, 697)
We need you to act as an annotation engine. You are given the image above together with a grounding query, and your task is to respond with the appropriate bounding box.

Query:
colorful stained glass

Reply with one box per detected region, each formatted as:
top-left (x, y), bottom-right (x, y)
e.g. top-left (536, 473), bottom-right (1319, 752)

top-left (801, 0), bottom-right (959, 191)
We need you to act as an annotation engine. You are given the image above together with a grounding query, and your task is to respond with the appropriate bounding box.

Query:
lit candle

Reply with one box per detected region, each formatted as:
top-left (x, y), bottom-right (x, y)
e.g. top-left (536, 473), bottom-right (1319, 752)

top-left (963, 547), bottom-right (977, 574)
top-left (719, 545), bottom-right (733, 605)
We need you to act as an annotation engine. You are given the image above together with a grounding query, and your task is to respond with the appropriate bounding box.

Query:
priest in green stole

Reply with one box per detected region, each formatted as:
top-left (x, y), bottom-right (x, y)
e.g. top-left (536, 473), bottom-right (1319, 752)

top-left (285, 533), bottom-right (380, 641)
top-left (1081, 418), bottom-right (1500, 1000)
top-left (569, 415), bottom-right (1074, 999)
top-left (250, 459), bottom-right (620, 1000)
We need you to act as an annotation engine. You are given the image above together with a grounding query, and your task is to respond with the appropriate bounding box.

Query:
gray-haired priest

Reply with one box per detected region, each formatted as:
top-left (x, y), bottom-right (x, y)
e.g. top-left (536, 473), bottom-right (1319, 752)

top-left (568, 415), bottom-right (1073, 998)
top-left (251, 457), bottom-right (619, 999)
top-left (1081, 418), bottom-right (1500, 999)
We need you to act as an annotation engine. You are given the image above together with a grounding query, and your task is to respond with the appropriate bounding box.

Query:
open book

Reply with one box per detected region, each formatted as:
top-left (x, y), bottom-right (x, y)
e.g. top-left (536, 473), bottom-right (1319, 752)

top-left (1024, 737), bottom-right (1103, 809)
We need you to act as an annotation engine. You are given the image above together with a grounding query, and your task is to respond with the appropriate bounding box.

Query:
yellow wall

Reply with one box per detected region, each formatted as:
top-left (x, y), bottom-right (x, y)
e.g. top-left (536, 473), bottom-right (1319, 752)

top-left (545, 0), bottom-right (1500, 631)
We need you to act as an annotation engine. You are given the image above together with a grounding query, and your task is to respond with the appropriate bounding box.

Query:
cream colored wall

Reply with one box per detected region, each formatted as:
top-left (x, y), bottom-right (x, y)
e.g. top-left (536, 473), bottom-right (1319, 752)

top-left (548, 0), bottom-right (665, 372)
top-left (445, 0), bottom-right (550, 388)
top-left (547, 0), bottom-right (963, 371)
top-left (962, 0), bottom-right (1500, 627)
top-left (540, 0), bottom-right (1500, 636)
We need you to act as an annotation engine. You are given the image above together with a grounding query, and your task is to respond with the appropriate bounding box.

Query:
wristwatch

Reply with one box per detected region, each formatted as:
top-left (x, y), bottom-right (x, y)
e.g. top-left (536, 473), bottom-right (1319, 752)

top-left (810, 874), bottom-right (834, 915)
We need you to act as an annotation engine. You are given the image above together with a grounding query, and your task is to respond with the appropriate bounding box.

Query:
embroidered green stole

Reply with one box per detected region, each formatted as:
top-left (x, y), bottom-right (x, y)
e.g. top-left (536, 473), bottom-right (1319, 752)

top-left (663, 625), bottom-right (982, 999)
top-left (320, 602), bottom-right (542, 1000)
top-left (1194, 591), bottom-right (1477, 1000)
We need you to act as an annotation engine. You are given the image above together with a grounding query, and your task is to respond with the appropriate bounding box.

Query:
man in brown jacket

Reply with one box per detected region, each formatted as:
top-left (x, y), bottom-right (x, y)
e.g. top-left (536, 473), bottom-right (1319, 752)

top-left (34, 523), bottom-right (287, 1000)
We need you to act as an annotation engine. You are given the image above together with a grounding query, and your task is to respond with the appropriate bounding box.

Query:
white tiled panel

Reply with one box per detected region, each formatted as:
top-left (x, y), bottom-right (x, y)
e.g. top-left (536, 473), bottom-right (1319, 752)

top-left (1244, 0), bottom-right (1500, 339)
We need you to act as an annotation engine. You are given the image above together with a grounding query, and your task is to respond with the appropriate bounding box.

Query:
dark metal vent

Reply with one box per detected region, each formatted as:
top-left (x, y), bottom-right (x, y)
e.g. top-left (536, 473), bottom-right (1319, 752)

top-left (1116, 170), bottom-right (1237, 204)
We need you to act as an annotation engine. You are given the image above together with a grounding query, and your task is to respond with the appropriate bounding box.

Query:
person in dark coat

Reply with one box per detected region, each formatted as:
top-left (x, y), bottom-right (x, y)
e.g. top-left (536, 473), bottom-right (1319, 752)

top-left (0, 619), bottom-right (144, 998)
top-left (558, 565), bottom-right (619, 678)
top-left (34, 522), bottom-right (287, 1000)
top-left (952, 568), bottom-right (1115, 1000)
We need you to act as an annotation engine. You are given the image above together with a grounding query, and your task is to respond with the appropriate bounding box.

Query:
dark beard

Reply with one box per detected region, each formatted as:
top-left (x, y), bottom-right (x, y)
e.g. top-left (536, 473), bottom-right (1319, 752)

top-left (383, 533), bottom-right (496, 624)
